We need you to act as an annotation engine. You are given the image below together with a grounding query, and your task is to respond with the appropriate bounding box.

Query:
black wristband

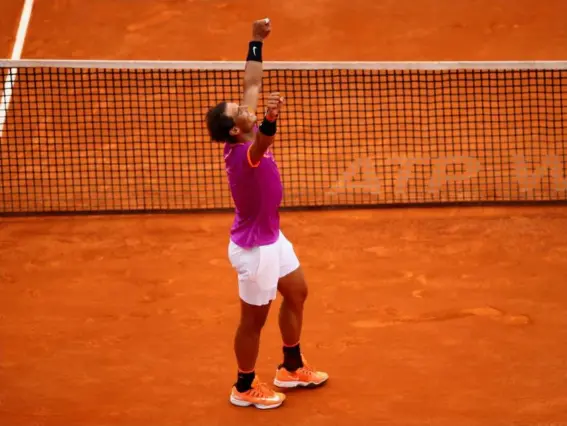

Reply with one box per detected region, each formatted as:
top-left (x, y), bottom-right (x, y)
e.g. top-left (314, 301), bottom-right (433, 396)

top-left (246, 41), bottom-right (263, 62)
top-left (259, 117), bottom-right (277, 136)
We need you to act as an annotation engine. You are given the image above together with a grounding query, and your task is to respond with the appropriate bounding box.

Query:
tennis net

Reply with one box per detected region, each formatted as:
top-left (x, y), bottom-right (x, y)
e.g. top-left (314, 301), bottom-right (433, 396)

top-left (1, 60), bottom-right (566, 215)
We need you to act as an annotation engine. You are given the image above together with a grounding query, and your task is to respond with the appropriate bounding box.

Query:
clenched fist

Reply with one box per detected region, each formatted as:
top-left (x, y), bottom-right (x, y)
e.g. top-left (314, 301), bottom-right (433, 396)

top-left (252, 18), bottom-right (272, 41)
top-left (265, 92), bottom-right (284, 121)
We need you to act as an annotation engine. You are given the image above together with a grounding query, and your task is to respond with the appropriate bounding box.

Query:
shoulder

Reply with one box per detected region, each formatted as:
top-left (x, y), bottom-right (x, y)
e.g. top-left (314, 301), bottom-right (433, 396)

top-left (224, 141), bottom-right (253, 163)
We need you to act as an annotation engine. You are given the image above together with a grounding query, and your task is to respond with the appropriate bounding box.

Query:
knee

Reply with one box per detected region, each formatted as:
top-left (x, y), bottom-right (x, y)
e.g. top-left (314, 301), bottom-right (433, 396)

top-left (239, 306), bottom-right (269, 333)
top-left (286, 282), bottom-right (308, 307)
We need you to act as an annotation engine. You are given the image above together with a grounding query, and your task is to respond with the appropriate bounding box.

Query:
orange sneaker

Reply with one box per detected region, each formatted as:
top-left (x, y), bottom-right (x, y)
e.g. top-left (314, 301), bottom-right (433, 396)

top-left (273, 356), bottom-right (329, 389)
top-left (230, 377), bottom-right (286, 409)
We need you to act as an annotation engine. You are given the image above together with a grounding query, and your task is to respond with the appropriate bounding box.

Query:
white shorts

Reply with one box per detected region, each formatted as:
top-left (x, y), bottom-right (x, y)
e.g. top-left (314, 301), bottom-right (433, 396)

top-left (228, 231), bottom-right (300, 306)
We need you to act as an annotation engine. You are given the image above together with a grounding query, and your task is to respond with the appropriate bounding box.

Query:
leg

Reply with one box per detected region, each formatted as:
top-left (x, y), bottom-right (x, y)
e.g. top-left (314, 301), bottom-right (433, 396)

top-left (277, 266), bottom-right (308, 352)
top-left (276, 233), bottom-right (307, 347)
top-left (273, 232), bottom-right (328, 389)
top-left (231, 298), bottom-right (285, 409)
top-left (234, 299), bottom-right (271, 373)
top-left (228, 239), bottom-right (286, 409)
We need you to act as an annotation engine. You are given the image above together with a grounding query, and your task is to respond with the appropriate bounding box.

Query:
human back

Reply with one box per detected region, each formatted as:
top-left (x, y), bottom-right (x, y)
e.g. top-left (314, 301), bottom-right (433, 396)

top-left (224, 139), bottom-right (283, 249)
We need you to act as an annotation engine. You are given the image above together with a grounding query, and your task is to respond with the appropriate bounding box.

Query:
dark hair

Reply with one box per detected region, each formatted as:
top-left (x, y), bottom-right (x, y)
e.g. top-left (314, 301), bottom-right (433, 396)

top-left (206, 101), bottom-right (237, 143)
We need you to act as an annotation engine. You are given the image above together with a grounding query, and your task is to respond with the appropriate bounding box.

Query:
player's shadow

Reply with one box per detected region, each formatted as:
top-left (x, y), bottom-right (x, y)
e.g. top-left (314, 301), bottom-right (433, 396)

top-left (276, 380), bottom-right (329, 394)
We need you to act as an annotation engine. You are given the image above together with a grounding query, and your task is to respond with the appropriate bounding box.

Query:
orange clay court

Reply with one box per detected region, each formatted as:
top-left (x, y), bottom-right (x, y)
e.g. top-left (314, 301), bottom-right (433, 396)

top-left (1, 1), bottom-right (567, 425)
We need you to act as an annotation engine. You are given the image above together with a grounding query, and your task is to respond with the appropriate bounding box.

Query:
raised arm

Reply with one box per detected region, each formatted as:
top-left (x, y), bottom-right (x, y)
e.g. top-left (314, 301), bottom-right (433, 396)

top-left (249, 92), bottom-right (283, 165)
top-left (244, 19), bottom-right (284, 165)
top-left (242, 19), bottom-right (271, 114)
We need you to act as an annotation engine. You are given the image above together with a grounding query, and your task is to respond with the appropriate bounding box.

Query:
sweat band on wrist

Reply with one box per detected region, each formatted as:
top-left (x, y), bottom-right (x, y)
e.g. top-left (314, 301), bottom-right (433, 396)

top-left (246, 41), bottom-right (263, 62)
top-left (259, 116), bottom-right (277, 136)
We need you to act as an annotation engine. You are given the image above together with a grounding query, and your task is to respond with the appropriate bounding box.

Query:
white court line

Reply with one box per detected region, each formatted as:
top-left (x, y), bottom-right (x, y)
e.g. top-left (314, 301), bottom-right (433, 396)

top-left (0, 0), bottom-right (35, 138)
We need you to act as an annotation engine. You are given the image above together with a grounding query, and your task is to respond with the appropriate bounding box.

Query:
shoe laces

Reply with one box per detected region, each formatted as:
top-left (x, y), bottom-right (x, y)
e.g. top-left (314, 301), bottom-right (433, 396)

top-left (248, 379), bottom-right (274, 398)
top-left (297, 359), bottom-right (317, 376)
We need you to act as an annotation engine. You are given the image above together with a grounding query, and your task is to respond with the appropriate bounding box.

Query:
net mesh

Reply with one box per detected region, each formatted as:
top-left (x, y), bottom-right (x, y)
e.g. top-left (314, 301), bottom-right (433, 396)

top-left (1, 63), bottom-right (566, 215)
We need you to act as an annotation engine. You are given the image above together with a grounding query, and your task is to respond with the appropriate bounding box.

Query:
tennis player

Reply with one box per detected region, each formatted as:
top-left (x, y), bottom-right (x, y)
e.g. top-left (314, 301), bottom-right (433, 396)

top-left (206, 18), bottom-right (328, 409)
